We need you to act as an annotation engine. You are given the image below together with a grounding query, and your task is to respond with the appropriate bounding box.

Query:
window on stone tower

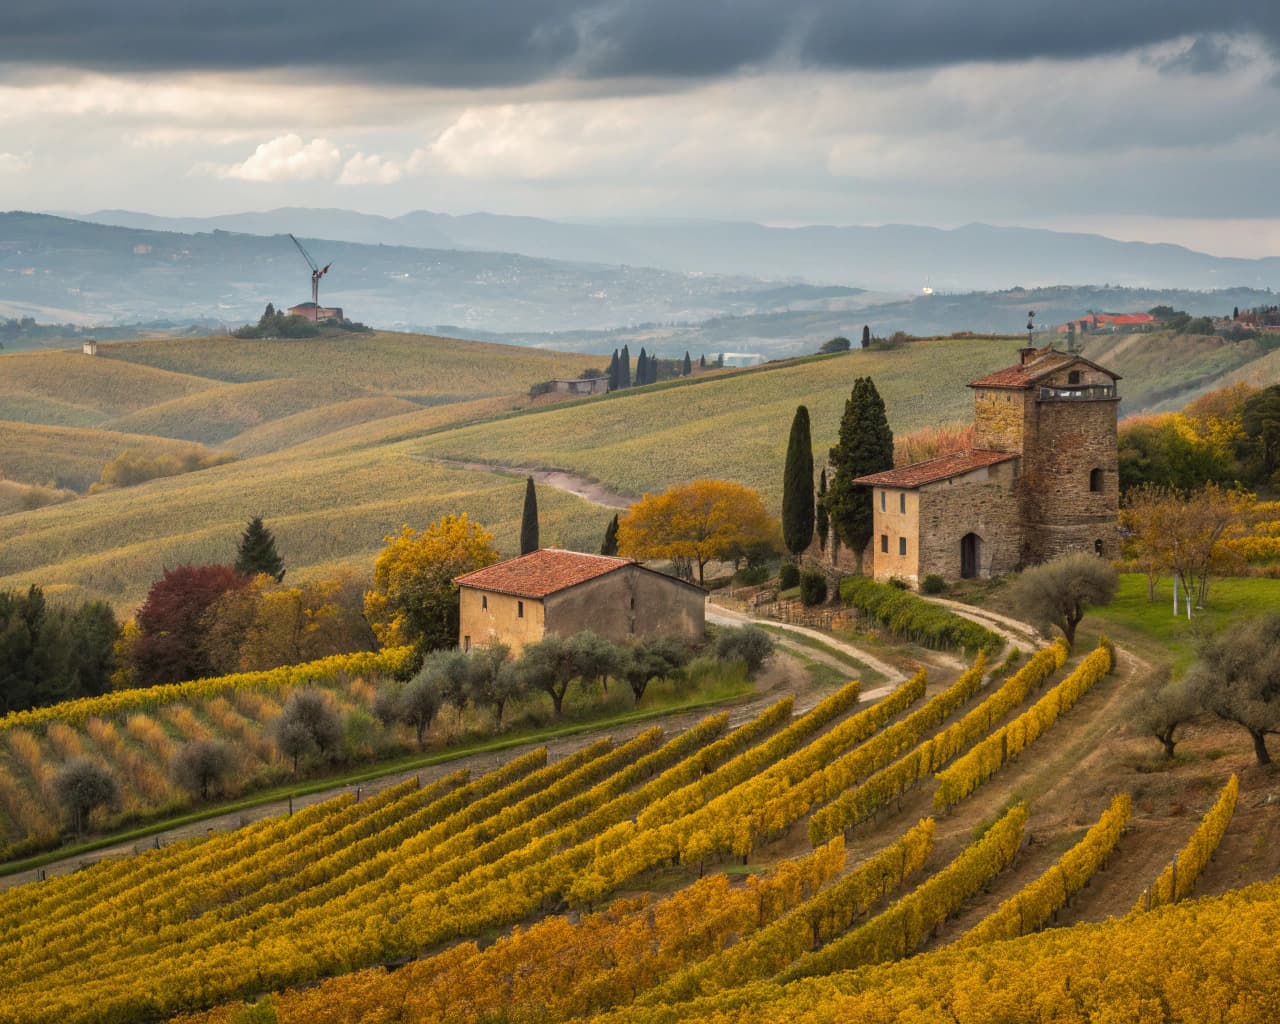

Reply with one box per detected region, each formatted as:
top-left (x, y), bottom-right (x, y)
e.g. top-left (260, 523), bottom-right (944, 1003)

top-left (899, 493), bottom-right (906, 513)
top-left (898, 537), bottom-right (907, 556)
top-left (880, 534), bottom-right (888, 553)
top-left (880, 490), bottom-right (886, 512)
top-left (1089, 467), bottom-right (1103, 492)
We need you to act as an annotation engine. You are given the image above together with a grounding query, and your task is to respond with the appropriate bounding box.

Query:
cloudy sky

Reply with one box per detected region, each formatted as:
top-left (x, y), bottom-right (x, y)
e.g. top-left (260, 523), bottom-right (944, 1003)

top-left (3, 1), bottom-right (1280, 255)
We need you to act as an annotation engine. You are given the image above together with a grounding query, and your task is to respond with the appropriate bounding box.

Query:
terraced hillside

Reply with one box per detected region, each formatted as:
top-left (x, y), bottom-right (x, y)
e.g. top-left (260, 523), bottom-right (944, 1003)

top-left (0, 333), bottom-right (1019, 608)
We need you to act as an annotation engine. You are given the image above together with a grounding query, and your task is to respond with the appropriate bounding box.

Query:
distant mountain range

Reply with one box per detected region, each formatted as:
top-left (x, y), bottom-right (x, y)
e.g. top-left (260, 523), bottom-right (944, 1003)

top-left (1, 212), bottom-right (857, 333)
top-left (81, 206), bottom-right (1280, 293)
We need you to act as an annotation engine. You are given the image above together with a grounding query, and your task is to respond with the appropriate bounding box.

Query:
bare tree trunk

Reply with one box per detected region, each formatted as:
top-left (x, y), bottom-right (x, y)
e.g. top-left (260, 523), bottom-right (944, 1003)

top-left (1250, 729), bottom-right (1272, 766)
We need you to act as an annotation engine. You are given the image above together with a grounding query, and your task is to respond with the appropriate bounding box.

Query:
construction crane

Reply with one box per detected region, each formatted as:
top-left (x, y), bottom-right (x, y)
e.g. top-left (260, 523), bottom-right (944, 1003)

top-left (288, 233), bottom-right (332, 317)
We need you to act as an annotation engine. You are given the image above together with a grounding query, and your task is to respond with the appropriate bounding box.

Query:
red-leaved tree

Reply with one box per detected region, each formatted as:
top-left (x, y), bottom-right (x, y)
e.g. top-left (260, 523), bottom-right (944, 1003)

top-left (131, 565), bottom-right (247, 686)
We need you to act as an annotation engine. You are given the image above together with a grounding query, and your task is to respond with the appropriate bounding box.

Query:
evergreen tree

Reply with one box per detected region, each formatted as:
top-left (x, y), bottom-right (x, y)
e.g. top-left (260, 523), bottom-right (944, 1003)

top-left (861, 324), bottom-right (871, 348)
top-left (520, 476), bottom-right (540, 555)
top-left (258, 303), bottom-right (276, 330)
top-left (682, 351), bottom-right (692, 376)
top-left (782, 405), bottom-right (815, 558)
top-left (650, 353), bottom-right (660, 383)
top-left (1233, 306), bottom-right (1240, 320)
top-left (816, 468), bottom-right (829, 551)
top-left (607, 349), bottom-right (620, 391)
top-left (235, 516), bottom-right (285, 581)
top-left (699, 354), bottom-right (706, 369)
top-left (637, 347), bottom-right (648, 385)
top-left (601, 514), bottom-right (620, 556)
top-left (620, 345), bottom-right (632, 388)
top-left (827, 377), bottom-right (894, 572)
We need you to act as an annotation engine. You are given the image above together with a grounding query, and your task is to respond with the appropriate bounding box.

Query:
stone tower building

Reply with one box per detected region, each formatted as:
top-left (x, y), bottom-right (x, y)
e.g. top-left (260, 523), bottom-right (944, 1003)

top-left (853, 345), bottom-right (1120, 586)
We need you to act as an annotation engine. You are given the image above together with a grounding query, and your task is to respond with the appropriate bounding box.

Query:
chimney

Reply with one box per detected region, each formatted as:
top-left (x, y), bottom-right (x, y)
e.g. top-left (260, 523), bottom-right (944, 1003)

top-left (1018, 347), bottom-right (1037, 365)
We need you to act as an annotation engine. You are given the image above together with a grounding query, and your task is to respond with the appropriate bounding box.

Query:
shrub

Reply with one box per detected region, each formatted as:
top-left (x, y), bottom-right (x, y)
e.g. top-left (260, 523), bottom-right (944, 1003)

top-left (799, 568), bottom-right (828, 606)
top-left (921, 574), bottom-right (948, 595)
top-left (888, 576), bottom-right (910, 590)
top-left (53, 758), bottom-right (118, 833)
top-left (170, 739), bottom-right (234, 800)
top-left (778, 562), bottom-right (801, 589)
top-left (840, 576), bottom-right (1003, 655)
top-left (715, 625), bottom-right (775, 676)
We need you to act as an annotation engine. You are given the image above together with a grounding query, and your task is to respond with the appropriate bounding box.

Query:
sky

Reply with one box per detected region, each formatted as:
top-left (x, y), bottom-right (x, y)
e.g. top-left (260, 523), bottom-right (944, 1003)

top-left (3, 1), bottom-right (1280, 256)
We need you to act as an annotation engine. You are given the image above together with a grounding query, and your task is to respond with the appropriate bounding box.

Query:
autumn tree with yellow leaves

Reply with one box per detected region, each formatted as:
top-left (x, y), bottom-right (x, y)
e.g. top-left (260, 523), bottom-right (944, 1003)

top-left (364, 514), bottom-right (499, 663)
top-left (617, 479), bottom-right (780, 584)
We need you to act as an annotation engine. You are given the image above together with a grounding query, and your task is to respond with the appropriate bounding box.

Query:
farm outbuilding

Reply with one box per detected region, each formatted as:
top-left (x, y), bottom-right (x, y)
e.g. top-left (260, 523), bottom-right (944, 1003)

top-left (454, 548), bottom-right (705, 653)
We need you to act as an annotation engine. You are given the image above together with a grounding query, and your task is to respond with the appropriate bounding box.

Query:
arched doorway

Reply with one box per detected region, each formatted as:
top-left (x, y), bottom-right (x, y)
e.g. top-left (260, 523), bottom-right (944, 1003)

top-left (960, 533), bottom-right (982, 579)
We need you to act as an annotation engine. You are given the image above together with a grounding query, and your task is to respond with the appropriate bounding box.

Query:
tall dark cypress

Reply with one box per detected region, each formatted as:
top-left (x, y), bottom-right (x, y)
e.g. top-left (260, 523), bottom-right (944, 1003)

top-left (861, 325), bottom-right (871, 349)
top-left (607, 349), bottom-right (620, 391)
top-left (826, 377), bottom-right (893, 573)
top-left (520, 477), bottom-right (540, 555)
top-left (636, 347), bottom-right (648, 386)
top-left (682, 351), bottom-right (692, 376)
top-left (816, 468), bottom-right (829, 551)
top-left (650, 354), bottom-right (659, 383)
top-left (699, 354), bottom-right (706, 368)
top-left (235, 516), bottom-right (285, 581)
top-left (620, 345), bottom-right (632, 388)
top-left (600, 514), bottom-right (620, 556)
top-left (782, 406), bottom-right (815, 558)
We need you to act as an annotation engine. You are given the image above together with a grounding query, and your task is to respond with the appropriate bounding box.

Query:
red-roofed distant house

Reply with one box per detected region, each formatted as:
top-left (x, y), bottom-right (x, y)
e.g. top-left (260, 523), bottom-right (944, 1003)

top-left (846, 345), bottom-right (1120, 586)
top-left (1054, 311), bottom-right (1154, 333)
top-left (453, 548), bottom-right (705, 653)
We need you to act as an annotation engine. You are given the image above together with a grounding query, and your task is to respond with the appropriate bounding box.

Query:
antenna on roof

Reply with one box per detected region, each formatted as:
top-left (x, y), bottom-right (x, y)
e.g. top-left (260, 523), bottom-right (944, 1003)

top-left (1026, 311), bottom-right (1036, 346)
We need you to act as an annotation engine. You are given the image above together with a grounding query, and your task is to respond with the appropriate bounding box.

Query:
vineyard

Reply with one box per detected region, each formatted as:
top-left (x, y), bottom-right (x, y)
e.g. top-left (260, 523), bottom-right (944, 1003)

top-left (0, 626), bottom-right (1261, 1024)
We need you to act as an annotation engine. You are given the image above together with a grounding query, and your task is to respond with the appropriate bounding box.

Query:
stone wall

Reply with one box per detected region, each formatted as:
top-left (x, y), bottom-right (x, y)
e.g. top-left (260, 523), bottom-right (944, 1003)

top-left (1019, 396), bottom-right (1119, 563)
top-left (544, 565), bottom-right (705, 645)
top-left (972, 388), bottom-right (1031, 453)
top-left (916, 461), bottom-right (1022, 581)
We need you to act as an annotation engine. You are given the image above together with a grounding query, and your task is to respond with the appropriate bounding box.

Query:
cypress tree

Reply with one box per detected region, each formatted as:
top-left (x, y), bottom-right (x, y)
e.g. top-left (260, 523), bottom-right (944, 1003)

top-left (683, 351), bottom-right (692, 376)
top-left (816, 468), bottom-right (829, 551)
top-left (637, 347), bottom-right (648, 385)
top-left (651, 353), bottom-right (659, 383)
top-left (600, 514), bottom-right (620, 556)
top-left (782, 405), bottom-right (815, 558)
top-left (607, 349), bottom-right (620, 390)
top-left (699, 354), bottom-right (706, 369)
top-left (826, 377), bottom-right (893, 573)
top-left (235, 516), bottom-right (285, 581)
top-left (520, 477), bottom-right (539, 555)
top-left (861, 325), bottom-right (871, 348)
top-left (620, 345), bottom-right (632, 388)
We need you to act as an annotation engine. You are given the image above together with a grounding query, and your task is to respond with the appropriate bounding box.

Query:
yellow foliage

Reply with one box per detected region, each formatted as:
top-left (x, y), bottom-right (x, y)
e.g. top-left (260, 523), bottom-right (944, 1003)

top-left (1136, 774), bottom-right (1238, 912)
top-left (618, 479), bottom-right (781, 583)
top-left (363, 513), bottom-right (499, 649)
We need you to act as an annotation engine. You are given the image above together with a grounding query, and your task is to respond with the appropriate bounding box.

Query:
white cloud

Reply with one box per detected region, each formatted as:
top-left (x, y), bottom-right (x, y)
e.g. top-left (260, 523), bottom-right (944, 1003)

top-left (0, 152), bottom-right (29, 174)
top-left (222, 134), bottom-right (342, 182)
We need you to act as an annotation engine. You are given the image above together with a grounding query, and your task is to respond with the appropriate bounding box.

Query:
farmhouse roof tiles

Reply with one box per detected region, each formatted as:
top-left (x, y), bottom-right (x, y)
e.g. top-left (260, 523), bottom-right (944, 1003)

top-left (454, 548), bottom-right (636, 599)
top-left (853, 448), bottom-right (1018, 489)
top-left (968, 346), bottom-right (1120, 389)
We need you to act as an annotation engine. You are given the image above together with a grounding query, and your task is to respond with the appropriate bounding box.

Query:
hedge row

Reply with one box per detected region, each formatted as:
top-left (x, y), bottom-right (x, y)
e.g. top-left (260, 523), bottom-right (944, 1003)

top-left (839, 577), bottom-right (1003, 655)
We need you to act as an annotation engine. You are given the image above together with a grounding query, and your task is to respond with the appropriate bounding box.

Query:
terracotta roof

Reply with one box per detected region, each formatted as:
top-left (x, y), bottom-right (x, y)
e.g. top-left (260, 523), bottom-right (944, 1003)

top-left (852, 449), bottom-right (1018, 489)
top-left (968, 346), bottom-right (1120, 389)
top-left (454, 548), bottom-right (636, 599)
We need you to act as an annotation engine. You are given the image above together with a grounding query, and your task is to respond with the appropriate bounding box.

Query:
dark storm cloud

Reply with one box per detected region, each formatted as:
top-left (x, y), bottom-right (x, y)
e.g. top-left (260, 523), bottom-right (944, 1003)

top-left (1, 0), bottom-right (1278, 85)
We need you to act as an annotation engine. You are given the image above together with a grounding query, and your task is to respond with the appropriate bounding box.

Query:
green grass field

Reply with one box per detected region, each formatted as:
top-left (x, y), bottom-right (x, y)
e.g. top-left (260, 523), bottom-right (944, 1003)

top-left (414, 337), bottom-right (1018, 502)
top-left (1089, 573), bottom-right (1280, 673)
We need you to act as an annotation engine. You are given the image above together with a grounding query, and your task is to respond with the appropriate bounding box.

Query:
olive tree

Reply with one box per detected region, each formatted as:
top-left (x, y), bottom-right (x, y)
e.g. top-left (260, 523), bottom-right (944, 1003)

top-left (272, 689), bottom-right (342, 771)
top-left (1008, 552), bottom-right (1118, 649)
top-left (1189, 614), bottom-right (1280, 765)
top-left (1135, 671), bottom-right (1200, 760)
top-left (53, 758), bottom-right (119, 834)
top-left (171, 739), bottom-right (234, 800)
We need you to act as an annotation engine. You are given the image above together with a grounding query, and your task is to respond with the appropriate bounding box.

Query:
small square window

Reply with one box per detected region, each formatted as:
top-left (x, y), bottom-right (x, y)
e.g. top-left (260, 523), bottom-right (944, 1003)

top-left (517, 600), bottom-right (524, 618)
top-left (899, 537), bottom-right (907, 556)
top-left (880, 534), bottom-right (888, 553)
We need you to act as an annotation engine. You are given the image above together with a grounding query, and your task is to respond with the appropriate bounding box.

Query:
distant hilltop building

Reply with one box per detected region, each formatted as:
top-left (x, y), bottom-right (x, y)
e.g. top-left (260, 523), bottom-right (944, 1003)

top-left (847, 344), bottom-right (1120, 586)
top-left (1054, 311), bottom-right (1153, 334)
top-left (287, 302), bottom-right (343, 322)
top-left (81, 340), bottom-right (98, 356)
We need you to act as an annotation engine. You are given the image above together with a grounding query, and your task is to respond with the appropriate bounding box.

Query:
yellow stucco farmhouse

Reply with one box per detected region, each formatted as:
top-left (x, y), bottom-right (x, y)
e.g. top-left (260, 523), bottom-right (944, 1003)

top-left (454, 548), bottom-right (706, 653)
